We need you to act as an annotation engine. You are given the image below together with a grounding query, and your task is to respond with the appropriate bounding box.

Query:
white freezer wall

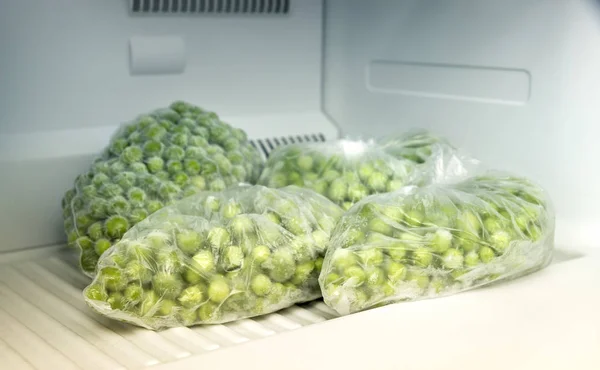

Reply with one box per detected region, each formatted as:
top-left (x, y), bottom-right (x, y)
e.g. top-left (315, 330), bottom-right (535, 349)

top-left (0, 0), bottom-right (325, 252)
top-left (323, 0), bottom-right (600, 246)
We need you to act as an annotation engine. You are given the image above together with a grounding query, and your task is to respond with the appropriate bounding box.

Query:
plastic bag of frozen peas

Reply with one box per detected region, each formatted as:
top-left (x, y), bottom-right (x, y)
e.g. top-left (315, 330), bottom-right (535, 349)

top-left (84, 185), bottom-right (343, 329)
top-left (257, 138), bottom-right (417, 210)
top-left (61, 101), bottom-right (263, 276)
top-left (319, 173), bottom-right (554, 315)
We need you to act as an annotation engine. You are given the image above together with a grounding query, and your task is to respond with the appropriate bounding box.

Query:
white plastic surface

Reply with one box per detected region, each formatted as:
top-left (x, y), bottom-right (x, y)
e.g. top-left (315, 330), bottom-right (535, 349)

top-left (129, 36), bottom-right (186, 75)
top-left (323, 0), bottom-right (600, 245)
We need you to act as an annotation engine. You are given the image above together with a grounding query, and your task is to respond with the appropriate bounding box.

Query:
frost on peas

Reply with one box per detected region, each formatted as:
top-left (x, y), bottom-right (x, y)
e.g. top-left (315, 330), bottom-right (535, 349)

top-left (105, 216), bottom-right (129, 239)
top-left (209, 178), bottom-right (226, 192)
top-left (121, 146), bottom-right (143, 164)
top-left (107, 196), bottom-right (131, 215)
top-left (146, 200), bottom-right (164, 214)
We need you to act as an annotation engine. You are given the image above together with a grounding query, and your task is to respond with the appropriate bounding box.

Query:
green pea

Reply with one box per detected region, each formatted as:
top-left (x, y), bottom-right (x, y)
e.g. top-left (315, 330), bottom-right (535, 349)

top-left (178, 285), bottom-right (205, 308)
top-left (208, 278), bottom-right (230, 303)
top-left (251, 274), bottom-right (273, 296)
top-left (176, 230), bottom-right (202, 255)
top-left (152, 272), bottom-right (184, 299)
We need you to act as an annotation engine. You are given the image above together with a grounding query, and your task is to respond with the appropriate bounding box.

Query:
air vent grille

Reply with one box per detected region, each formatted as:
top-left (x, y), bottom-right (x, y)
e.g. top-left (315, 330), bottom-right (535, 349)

top-left (129, 0), bottom-right (290, 15)
top-left (249, 133), bottom-right (326, 160)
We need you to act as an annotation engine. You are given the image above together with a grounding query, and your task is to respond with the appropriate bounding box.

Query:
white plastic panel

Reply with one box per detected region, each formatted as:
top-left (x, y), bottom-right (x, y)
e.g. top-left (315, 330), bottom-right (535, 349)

top-left (0, 0), bottom-right (323, 133)
top-left (368, 61), bottom-right (531, 105)
top-left (323, 0), bottom-right (600, 246)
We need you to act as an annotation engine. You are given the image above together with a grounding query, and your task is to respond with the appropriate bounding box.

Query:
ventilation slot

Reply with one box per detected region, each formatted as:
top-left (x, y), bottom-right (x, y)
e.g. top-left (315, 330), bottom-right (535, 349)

top-left (249, 132), bottom-right (326, 160)
top-left (130, 0), bottom-right (290, 15)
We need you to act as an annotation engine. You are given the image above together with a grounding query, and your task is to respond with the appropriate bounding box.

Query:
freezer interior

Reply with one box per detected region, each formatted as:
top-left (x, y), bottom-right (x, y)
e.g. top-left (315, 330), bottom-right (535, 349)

top-left (0, 1), bottom-right (599, 369)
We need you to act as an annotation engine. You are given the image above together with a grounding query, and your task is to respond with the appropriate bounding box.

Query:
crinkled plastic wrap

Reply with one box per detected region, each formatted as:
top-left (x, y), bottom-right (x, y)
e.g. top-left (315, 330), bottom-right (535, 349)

top-left (257, 139), bottom-right (417, 210)
top-left (378, 129), bottom-right (449, 164)
top-left (84, 185), bottom-right (342, 329)
top-left (319, 173), bottom-right (554, 316)
top-left (379, 129), bottom-right (480, 185)
top-left (61, 101), bottom-right (263, 276)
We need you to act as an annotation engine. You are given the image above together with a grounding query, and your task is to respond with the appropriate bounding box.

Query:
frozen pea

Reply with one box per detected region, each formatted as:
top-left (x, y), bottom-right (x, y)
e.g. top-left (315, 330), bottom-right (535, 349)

top-left (87, 222), bottom-right (104, 241)
top-left (311, 229), bottom-right (329, 253)
top-left (94, 239), bottom-right (112, 256)
top-left (356, 248), bottom-right (385, 266)
top-left (221, 246), bottom-right (244, 271)
top-left (386, 261), bottom-right (407, 283)
top-left (107, 292), bottom-right (125, 310)
top-left (229, 215), bottom-right (255, 239)
top-left (222, 202), bottom-right (242, 219)
top-left (465, 251), bottom-right (481, 267)
top-left (268, 249), bottom-right (296, 282)
top-left (158, 299), bottom-right (176, 316)
top-left (368, 218), bottom-right (393, 236)
top-left (479, 246), bottom-right (496, 263)
top-left (365, 267), bottom-right (386, 287)
top-left (178, 285), bottom-right (205, 308)
top-left (284, 216), bottom-right (309, 236)
top-left (367, 172), bottom-right (388, 192)
top-left (153, 272), bottom-right (184, 299)
top-left (332, 249), bottom-right (359, 271)
top-left (124, 260), bottom-right (152, 283)
top-left (208, 278), bottom-right (230, 303)
top-left (323, 169), bottom-right (341, 183)
top-left (343, 266), bottom-right (366, 287)
top-left (124, 284), bottom-right (143, 304)
top-left (207, 227), bottom-right (231, 247)
top-left (457, 210), bottom-right (481, 236)
top-left (139, 290), bottom-right (160, 316)
top-left (406, 270), bottom-right (430, 289)
top-left (85, 284), bottom-right (108, 301)
top-left (429, 229), bottom-right (452, 253)
top-left (315, 257), bottom-right (324, 273)
top-left (442, 248), bottom-right (464, 269)
top-left (251, 245), bottom-right (271, 264)
top-left (100, 267), bottom-right (127, 292)
top-left (296, 155), bottom-right (314, 172)
top-left (412, 247), bottom-right (433, 268)
top-left (327, 179), bottom-right (347, 203)
top-left (489, 231), bottom-right (510, 254)
top-left (404, 209), bottom-right (424, 227)
top-left (176, 230), bottom-right (202, 255)
top-left (340, 228), bottom-right (363, 248)
top-left (386, 179), bottom-right (404, 192)
top-left (251, 274), bottom-right (273, 296)
top-left (291, 260), bottom-right (315, 285)
top-left (191, 250), bottom-right (215, 274)
top-left (358, 163), bottom-right (374, 182)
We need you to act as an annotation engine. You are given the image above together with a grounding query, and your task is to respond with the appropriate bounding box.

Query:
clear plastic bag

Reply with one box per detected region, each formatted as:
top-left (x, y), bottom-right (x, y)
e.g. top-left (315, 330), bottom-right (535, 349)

top-left (257, 131), bottom-right (475, 210)
top-left (319, 173), bottom-right (554, 316)
top-left (61, 101), bottom-right (263, 276)
top-left (257, 138), bottom-right (417, 210)
top-left (84, 185), bottom-right (342, 329)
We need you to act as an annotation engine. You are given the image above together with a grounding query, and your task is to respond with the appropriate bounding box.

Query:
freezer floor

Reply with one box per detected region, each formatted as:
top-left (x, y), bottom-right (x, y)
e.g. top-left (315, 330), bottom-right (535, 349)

top-left (0, 248), bottom-right (339, 370)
